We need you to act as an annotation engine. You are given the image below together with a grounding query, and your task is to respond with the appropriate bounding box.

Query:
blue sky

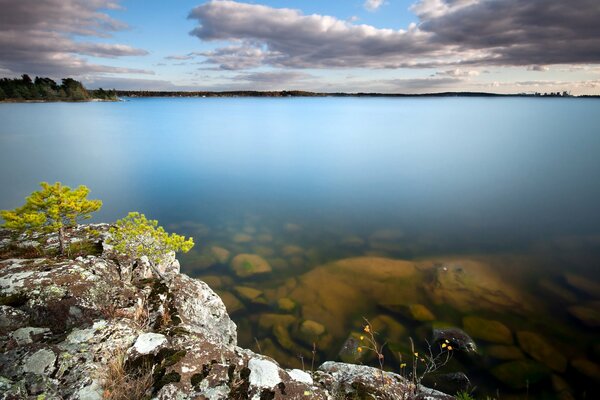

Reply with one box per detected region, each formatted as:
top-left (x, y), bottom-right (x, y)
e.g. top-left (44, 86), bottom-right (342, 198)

top-left (1, 0), bottom-right (599, 94)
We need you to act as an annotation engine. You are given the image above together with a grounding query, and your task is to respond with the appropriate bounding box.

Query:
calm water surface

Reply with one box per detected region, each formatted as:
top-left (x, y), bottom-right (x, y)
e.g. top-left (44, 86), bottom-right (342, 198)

top-left (1, 97), bottom-right (599, 397)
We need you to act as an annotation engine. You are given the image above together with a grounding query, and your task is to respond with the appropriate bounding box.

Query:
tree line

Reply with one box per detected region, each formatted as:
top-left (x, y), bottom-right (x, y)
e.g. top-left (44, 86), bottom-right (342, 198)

top-left (0, 74), bottom-right (117, 101)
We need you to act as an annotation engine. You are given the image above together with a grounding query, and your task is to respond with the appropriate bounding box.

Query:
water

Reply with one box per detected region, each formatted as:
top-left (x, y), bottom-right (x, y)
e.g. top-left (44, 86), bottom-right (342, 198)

top-left (1, 97), bottom-right (599, 397)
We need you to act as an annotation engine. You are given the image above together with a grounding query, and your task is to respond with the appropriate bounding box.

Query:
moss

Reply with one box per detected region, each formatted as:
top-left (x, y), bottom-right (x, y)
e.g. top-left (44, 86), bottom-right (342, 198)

top-left (154, 371), bottom-right (181, 391)
top-left (166, 326), bottom-right (189, 336)
top-left (0, 292), bottom-right (28, 307)
top-left (162, 350), bottom-right (186, 367)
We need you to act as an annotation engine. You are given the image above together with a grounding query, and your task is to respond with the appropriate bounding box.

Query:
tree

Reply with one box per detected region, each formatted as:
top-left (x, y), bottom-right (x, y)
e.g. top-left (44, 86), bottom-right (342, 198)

top-left (0, 182), bottom-right (102, 255)
top-left (106, 212), bottom-right (194, 279)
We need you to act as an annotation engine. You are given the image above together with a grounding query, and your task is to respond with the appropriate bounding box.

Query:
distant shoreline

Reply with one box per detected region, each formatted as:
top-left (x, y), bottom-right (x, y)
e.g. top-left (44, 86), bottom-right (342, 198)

top-left (116, 90), bottom-right (599, 99)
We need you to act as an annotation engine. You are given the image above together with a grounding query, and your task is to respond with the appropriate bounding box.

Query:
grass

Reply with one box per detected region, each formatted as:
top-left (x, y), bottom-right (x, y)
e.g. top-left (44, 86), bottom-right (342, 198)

top-left (99, 348), bottom-right (153, 400)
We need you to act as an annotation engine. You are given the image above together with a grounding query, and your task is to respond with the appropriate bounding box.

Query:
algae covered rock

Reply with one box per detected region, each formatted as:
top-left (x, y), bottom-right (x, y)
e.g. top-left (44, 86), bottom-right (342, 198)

top-left (231, 254), bottom-right (272, 277)
top-left (491, 360), bottom-right (550, 389)
top-left (408, 304), bottom-right (436, 321)
top-left (571, 358), bottom-right (600, 380)
top-left (486, 345), bottom-right (525, 360)
top-left (516, 331), bottom-right (567, 372)
top-left (234, 285), bottom-right (267, 304)
top-left (216, 291), bottom-right (244, 314)
top-left (564, 273), bottom-right (600, 298)
top-left (277, 297), bottom-right (297, 312)
top-left (462, 316), bottom-right (513, 344)
top-left (210, 246), bottom-right (230, 263)
top-left (568, 304), bottom-right (600, 327)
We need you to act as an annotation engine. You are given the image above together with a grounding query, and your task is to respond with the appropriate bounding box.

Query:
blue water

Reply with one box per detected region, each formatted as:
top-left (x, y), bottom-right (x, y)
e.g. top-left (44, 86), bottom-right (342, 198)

top-left (2, 97), bottom-right (599, 244)
top-left (1, 97), bottom-right (600, 396)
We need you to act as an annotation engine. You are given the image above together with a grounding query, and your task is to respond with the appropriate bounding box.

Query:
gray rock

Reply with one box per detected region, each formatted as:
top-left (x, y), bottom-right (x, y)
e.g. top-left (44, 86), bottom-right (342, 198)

top-left (248, 358), bottom-right (282, 388)
top-left (21, 348), bottom-right (56, 375)
top-left (132, 332), bottom-right (168, 355)
top-left (11, 326), bottom-right (50, 345)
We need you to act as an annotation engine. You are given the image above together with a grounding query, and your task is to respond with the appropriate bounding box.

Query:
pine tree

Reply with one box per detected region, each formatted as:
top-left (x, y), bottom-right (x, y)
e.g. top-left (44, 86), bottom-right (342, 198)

top-left (0, 182), bottom-right (102, 255)
top-left (107, 212), bottom-right (194, 279)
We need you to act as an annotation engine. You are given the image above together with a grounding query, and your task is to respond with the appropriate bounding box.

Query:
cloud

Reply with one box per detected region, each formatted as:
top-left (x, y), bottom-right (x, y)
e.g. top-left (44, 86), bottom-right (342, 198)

top-left (528, 65), bottom-right (549, 72)
top-left (0, 0), bottom-right (149, 77)
top-left (364, 0), bottom-right (385, 12)
top-left (231, 71), bottom-right (314, 83)
top-left (187, 0), bottom-right (600, 71)
top-left (418, 0), bottom-right (600, 66)
top-left (436, 68), bottom-right (480, 77)
top-left (84, 76), bottom-right (180, 90)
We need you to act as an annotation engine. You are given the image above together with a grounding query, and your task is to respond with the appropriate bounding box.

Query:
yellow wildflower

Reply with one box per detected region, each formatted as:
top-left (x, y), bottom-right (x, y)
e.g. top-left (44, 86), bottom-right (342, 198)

top-left (364, 325), bottom-right (370, 333)
top-left (447, 345), bottom-right (453, 351)
top-left (441, 343), bottom-right (447, 348)
top-left (360, 336), bottom-right (364, 341)
top-left (414, 352), bottom-right (418, 357)
top-left (357, 347), bottom-right (363, 352)
top-left (400, 363), bottom-right (407, 368)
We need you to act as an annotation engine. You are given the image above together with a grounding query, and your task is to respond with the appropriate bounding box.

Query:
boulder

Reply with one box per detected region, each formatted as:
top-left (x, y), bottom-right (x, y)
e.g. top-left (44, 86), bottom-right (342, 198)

top-left (462, 316), bottom-right (513, 344)
top-left (230, 254), bottom-right (272, 277)
top-left (516, 331), bottom-right (567, 372)
top-left (568, 305), bottom-right (600, 327)
top-left (564, 273), bottom-right (600, 298)
top-left (486, 345), bottom-right (525, 360)
top-left (491, 360), bottom-right (550, 389)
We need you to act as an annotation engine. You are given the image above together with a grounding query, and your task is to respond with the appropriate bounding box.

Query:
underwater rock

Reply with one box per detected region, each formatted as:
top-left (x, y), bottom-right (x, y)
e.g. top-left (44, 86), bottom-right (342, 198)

top-left (284, 223), bottom-right (302, 233)
top-left (516, 331), bottom-right (567, 372)
top-left (210, 246), bottom-right (230, 263)
top-left (422, 372), bottom-right (471, 395)
top-left (462, 316), bottom-right (513, 344)
top-left (257, 313), bottom-right (296, 334)
top-left (568, 304), bottom-right (600, 327)
top-left (491, 360), bottom-right (550, 389)
top-left (257, 233), bottom-right (273, 243)
top-left (232, 233), bottom-right (253, 243)
top-left (234, 286), bottom-right (267, 304)
top-left (369, 314), bottom-right (407, 341)
top-left (281, 245), bottom-right (304, 257)
top-left (288, 257), bottom-right (419, 338)
top-left (552, 374), bottom-right (575, 400)
top-left (539, 279), bottom-right (578, 303)
top-left (571, 358), bottom-right (600, 380)
top-left (486, 345), bottom-right (525, 360)
top-left (368, 229), bottom-right (405, 252)
top-left (564, 273), bottom-right (600, 298)
top-left (299, 319), bottom-right (326, 338)
top-left (432, 327), bottom-right (477, 353)
top-left (198, 275), bottom-right (224, 289)
top-left (230, 253), bottom-right (272, 277)
top-left (277, 297), bottom-right (297, 312)
top-left (340, 235), bottom-right (365, 247)
top-left (408, 304), bottom-right (436, 321)
top-left (426, 260), bottom-right (535, 314)
top-left (253, 245), bottom-right (275, 258)
top-left (338, 332), bottom-right (369, 364)
top-left (216, 290), bottom-right (244, 314)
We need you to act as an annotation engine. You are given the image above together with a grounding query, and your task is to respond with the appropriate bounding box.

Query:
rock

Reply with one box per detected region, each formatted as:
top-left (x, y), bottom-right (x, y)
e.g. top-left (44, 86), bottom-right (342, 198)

top-left (564, 273), bottom-right (600, 298)
top-left (11, 326), bottom-right (50, 345)
top-left (319, 361), bottom-right (453, 399)
top-left (232, 233), bottom-right (253, 243)
top-left (568, 305), bottom-right (600, 327)
top-left (0, 305), bottom-right (28, 331)
top-left (230, 254), bottom-right (272, 277)
top-left (216, 291), bottom-right (244, 314)
top-left (77, 380), bottom-right (103, 400)
top-left (408, 304), bottom-right (436, 321)
top-left (287, 369), bottom-right (313, 385)
top-left (277, 297), bottom-right (297, 313)
top-left (422, 372), bottom-right (471, 395)
top-left (369, 229), bottom-right (405, 252)
top-left (132, 332), bottom-right (168, 355)
top-left (338, 332), bottom-right (368, 363)
top-left (253, 245), bottom-right (275, 257)
top-left (539, 279), bottom-right (578, 303)
top-left (210, 246), bottom-right (230, 263)
top-left (281, 245), bottom-right (304, 257)
top-left (299, 320), bottom-right (325, 337)
top-left (289, 257), bottom-right (419, 339)
top-left (21, 348), bottom-right (56, 375)
top-left (491, 360), bottom-right (550, 389)
top-left (234, 285), bottom-right (267, 304)
top-left (571, 358), bottom-right (600, 380)
top-left (199, 275), bottom-right (223, 289)
top-left (462, 316), bottom-right (513, 344)
top-left (257, 233), bottom-right (273, 243)
top-left (369, 314), bottom-right (407, 340)
top-left (248, 358), bottom-right (282, 388)
top-left (432, 327), bottom-right (477, 353)
top-left (516, 331), bottom-right (567, 372)
top-left (552, 374), bottom-right (575, 400)
top-left (258, 313), bottom-right (296, 334)
top-left (486, 345), bottom-right (525, 360)
top-left (426, 260), bottom-right (535, 313)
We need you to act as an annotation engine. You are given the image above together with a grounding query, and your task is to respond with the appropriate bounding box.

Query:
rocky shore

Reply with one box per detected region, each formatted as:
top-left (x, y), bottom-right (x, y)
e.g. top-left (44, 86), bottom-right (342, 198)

top-left (0, 225), bottom-right (453, 400)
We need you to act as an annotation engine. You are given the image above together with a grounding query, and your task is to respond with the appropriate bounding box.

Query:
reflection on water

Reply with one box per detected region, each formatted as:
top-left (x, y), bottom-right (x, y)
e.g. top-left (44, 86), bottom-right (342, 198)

top-left (1, 97), bottom-right (600, 398)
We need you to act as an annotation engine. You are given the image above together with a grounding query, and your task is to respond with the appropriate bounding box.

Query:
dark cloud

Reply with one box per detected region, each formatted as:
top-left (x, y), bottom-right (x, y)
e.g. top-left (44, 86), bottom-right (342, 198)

top-left (0, 0), bottom-right (149, 77)
top-left (231, 71), bottom-right (314, 83)
top-left (418, 0), bottom-right (600, 66)
top-left (188, 0), bottom-right (600, 71)
top-left (84, 76), bottom-right (181, 90)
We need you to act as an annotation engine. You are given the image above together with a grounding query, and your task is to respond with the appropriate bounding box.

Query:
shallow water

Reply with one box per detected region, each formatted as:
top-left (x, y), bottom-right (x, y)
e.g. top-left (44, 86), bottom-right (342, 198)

top-left (1, 97), bottom-right (599, 398)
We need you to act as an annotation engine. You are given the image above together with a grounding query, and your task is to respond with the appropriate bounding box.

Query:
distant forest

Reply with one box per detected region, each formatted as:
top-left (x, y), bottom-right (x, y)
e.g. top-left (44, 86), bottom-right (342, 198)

top-left (0, 75), bottom-right (117, 101)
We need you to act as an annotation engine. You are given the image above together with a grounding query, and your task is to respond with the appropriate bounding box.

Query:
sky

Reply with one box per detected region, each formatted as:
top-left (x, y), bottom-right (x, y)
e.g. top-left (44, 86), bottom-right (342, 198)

top-left (1, 0), bottom-right (599, 94)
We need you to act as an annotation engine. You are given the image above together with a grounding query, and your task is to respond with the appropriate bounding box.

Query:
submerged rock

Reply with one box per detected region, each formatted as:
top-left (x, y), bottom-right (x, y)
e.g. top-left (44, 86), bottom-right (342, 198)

top-left (408, 304), bottom-right (436, 322)
top-left (210, 246), bottom-right (230, 263)
top-left (491, 360), bottom-right (550, 389)
top-left (564, 273), bottom-right (600, 298)
top-left (486, 345), bottom-right (525, 360)
top-left (422, 372), bottom-right (471, 396)
top-left (571, 358), bottom-right (600, 380)
top-left (462, 316), bottom-right (513, 344)
top-left (516, 331), bottom-right (567, 372)
top-left (230, 253), bottom-right (272, 277)
top-left (568, 304), bottom-right (600, 327)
